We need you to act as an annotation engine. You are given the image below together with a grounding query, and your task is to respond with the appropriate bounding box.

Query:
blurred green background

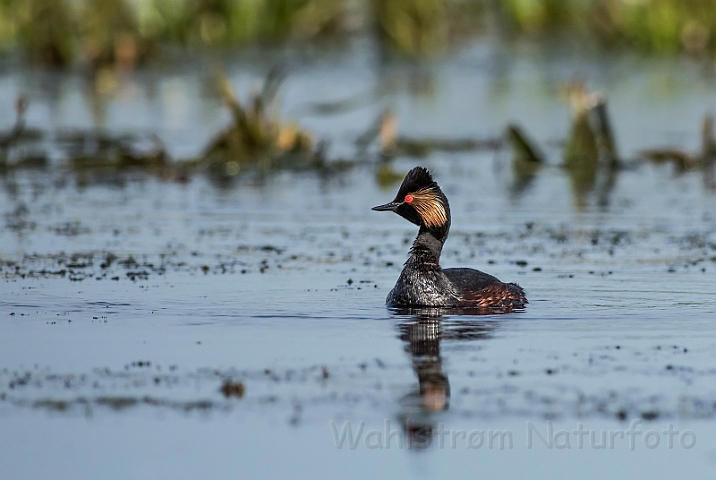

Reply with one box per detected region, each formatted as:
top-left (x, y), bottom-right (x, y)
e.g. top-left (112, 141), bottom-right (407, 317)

top-left (1, 0), bottom-right (716, 68)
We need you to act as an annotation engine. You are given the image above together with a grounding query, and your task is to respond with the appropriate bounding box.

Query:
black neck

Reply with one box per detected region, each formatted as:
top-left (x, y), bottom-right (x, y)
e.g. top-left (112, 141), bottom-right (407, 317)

top-left (408, 226), bottom-right (448, 266)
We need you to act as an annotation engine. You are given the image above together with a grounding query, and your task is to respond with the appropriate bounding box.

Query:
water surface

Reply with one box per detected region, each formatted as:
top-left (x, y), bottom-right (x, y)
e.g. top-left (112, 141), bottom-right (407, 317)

top-left (2, 41), bottom-right (716, 478)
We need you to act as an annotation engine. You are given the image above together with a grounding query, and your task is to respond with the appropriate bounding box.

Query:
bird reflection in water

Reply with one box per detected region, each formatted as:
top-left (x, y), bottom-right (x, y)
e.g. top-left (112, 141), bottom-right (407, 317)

top-left (394, 307), bottom-right (500, 450)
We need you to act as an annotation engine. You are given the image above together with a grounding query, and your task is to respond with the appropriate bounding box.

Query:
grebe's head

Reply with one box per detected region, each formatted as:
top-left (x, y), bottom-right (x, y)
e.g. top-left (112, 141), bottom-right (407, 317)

top-left (372, 167), bottom-right (451, 237)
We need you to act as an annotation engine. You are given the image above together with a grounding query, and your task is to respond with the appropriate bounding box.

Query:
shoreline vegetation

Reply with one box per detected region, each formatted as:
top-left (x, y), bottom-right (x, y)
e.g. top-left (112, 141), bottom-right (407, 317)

top-left (0, 1), bottom-right (715, 69)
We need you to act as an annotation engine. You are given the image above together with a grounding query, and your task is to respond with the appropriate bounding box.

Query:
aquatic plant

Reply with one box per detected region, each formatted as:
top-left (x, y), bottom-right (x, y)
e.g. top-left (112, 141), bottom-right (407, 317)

top-left (375, 163), bottom-right (405, 187)
top-left (202, 69), bottom-right (319, 177)
top-left (156, 0), bottom-right (346, 46)
top-left (0, 0), bottom-right (347, 66)
top-left (0, 96), bottom-right (47, 170)
top-left (562, 81), bottom-right (619, 209)
top-left (498, 0), bottom-right (716, 54)
top-left (641, 114), bottom-right (716, 191)
top-left (506, 124), bottom-right (544, 196)
top-left (498, 0), bottom-right (580, 35)
top-left (77, 0), bottom-right (155, 70)
top-left (1, 0), bottom-right (716, 65)
top-left (371, 0), bottom-right (449, 55)
top-left (2, 0), bottom-right (75, 66)
top-left (590, 0), bottom-right (716, 54)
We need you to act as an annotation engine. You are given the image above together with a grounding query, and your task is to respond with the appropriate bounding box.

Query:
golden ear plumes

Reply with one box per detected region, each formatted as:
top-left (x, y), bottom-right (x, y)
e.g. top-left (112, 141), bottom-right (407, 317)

top-left (409, 187), bottom-right (447, 228)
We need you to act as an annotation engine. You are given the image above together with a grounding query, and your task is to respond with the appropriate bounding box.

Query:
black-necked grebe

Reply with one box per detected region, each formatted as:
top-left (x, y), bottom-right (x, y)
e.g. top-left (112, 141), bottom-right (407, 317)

top-left (372, 167), bottom-right (527, 310)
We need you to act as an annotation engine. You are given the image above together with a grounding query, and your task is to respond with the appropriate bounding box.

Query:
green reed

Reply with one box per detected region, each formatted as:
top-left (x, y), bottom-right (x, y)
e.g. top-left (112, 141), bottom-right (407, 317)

top-left (0, 0), bottom-right (714, 67)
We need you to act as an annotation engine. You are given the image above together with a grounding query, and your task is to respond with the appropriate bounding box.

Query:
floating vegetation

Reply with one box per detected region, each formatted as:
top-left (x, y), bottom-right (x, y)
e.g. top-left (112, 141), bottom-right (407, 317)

top-left (0, 70), bottom-right (331, 183)
top-left (507, 124), bottom-right (544, 166)
top-left (0, 62), bottom-right (713, 208)
top-left (375, 163), bottom-right (405, 188)
top-left (506, 124), bottom-right (544, 196)
top-left (203, 69), bottom-right (314, 170)
top-left (220, 380), bottom-right (246, 399)
top-left (358, 109), bottom-right (496, 159)
top-left (640, 114), bottom-right (716, 191)
top-left (640, 148), bottom-right (699, 173)
top-left (393, 137), bottom-right (489, 157)
top-left (202, 68), bottom-right (326, 180)
top-left (562, 81), bottom-right (620, 210)
top-left (0, 96), bottom-right (46, 171)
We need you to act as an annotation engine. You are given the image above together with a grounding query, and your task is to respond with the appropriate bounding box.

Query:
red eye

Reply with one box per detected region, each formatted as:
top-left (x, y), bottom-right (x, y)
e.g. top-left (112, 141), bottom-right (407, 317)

top-left (404, 194), bottom-right (413, 203)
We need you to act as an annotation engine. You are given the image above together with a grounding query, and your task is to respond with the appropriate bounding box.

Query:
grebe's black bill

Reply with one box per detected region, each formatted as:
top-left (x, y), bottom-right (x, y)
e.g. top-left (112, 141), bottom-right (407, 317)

top-left (371, 201), bottom-right (400, 212)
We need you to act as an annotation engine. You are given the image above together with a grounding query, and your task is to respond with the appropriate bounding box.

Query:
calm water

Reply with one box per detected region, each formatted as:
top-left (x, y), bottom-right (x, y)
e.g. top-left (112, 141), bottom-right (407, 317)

top-left (2, 41), bottom-right (716, 478)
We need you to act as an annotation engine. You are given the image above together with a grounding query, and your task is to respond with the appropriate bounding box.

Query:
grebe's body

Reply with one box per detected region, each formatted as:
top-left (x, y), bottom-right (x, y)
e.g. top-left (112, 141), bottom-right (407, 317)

top-left (373, 167), bottom-right (526, 310)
